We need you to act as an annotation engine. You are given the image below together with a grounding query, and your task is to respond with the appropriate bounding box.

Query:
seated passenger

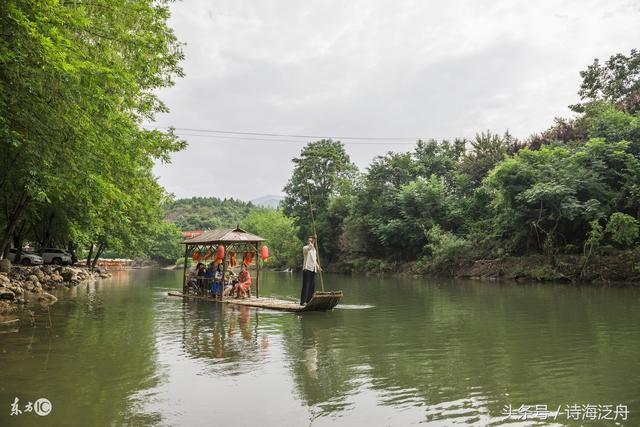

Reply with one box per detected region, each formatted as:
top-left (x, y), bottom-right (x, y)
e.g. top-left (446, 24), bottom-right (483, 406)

top-left (196, 262), bottom-right (207, 292)
top-left (223, 270), bottom-right (237, 298)
top-left (187, 262), bottom-right (204, 291)
top-left (235, 263), bottom-right (252, 298)
top-left (211, 263), bottom-right (224, 297)
top-left (204, 262), bottom-right (216, 295)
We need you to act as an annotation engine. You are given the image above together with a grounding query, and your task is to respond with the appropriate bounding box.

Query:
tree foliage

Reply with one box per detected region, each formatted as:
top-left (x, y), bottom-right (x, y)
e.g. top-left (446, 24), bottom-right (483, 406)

top-left (605, 212), bottom-right (640, 248)
top-left (0, 0), bottom-right (185, 263)
top-left (280, 50), bottom-right (640, 272)
top-left (243, 209), bottom-right (302, 268)
top-left (575, 49), bottom-right (640, 113)
top-left (164, 197), bottom-right (255, 230)
top-left (282, 139), bottom-right (358, 262)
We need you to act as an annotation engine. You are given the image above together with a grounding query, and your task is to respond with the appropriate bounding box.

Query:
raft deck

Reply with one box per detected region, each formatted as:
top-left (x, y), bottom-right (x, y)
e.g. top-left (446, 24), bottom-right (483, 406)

top-left (167, 291), bottom-right (343, 312)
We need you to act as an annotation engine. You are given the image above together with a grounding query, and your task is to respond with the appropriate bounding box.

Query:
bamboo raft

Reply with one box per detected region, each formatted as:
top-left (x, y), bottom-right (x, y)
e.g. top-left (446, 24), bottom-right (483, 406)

top-left (167, 291), bottom-right (343, 312)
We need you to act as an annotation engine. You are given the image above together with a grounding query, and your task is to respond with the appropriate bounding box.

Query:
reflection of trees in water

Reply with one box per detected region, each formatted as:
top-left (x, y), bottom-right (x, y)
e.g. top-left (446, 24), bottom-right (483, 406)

top-left (0, 277), bottom-right (162, 426)
top-left (277, 280), bottom-right (636, 423)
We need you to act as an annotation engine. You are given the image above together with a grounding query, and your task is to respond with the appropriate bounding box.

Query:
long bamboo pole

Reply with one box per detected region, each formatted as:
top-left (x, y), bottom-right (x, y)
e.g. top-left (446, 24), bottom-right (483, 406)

top-left (303, 167), bottom-right (324, 292)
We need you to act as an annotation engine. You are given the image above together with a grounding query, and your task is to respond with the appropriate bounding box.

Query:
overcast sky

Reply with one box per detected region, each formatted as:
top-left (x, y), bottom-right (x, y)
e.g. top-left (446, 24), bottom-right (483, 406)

top-left (152, 0), bottom-right (640, 201)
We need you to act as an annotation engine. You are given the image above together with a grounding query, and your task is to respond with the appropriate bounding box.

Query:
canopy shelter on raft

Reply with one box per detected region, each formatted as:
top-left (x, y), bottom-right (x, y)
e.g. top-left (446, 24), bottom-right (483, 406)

top-left (177, 226), bottom-right (343, 311)
top-left (181, 227), bottom-right (265, 297)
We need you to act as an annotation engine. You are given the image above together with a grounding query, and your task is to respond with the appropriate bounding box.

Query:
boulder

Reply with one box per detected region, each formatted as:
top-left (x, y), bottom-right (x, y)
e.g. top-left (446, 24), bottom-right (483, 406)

top-left (35, 269), bottom-right (45, 281)
top-left (50, 273), bottom-right (64, 282)
top-left (27, 274), bottom-right (39, 283)
top-left (0, 273), bottom-right (9, 285)
top-left (0, 300), bottom-right (17, 314)
top-left (38, 292), bottom-right (58, 304)
top-left (60, 268), bottom-right (77, 282)
top-left (0, 259), bottom-right (11, 273)
top-left (7, 285), bottom-right (22, 296)
top-left (0, 289), bottom-right (15, 300)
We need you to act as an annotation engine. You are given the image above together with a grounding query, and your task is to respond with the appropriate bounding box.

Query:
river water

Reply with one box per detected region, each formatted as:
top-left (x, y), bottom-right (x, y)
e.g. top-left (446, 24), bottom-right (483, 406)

top-left (1, 269), bottom-right (638, 426)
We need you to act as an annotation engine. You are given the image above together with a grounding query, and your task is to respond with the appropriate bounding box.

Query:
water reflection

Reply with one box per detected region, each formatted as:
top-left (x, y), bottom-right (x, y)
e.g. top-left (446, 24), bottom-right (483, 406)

top-left (1, 269), bottom-right (639, 427)
top-left (0, 270), bottom-right (163, 426)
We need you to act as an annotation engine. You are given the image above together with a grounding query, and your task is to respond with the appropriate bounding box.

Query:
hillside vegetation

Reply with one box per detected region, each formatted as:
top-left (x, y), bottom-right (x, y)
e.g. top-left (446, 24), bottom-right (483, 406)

top-left (164, 197), bottom-right (256, 230)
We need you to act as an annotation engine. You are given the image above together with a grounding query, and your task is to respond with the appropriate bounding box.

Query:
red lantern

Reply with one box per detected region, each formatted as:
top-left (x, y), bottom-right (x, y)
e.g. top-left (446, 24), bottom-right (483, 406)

top-left (216, 245), bottom-right (225, 261)
top-left (242, 251), bottom-right (255, 265)
top-left (261, 245), bottom-right (269, 261)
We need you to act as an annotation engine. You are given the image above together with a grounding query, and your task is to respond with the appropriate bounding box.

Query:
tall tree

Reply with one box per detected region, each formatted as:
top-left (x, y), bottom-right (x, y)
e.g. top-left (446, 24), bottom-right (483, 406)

top-left (0, 0), bottom-right (185, 258)
top-left (282, 140), bottom-right (358, 261)
top-left (573, 49), bottom-right (640, 113)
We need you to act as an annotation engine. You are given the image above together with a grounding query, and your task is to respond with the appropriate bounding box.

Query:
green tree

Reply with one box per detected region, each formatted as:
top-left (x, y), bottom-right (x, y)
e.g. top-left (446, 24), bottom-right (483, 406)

top-left (145, 220), bottom-right (184, 265)
top-left (605, 212), bottom-right (640, 248)
top-left (164, 197), bottom-right (256, 230)
top-left (485, 139), bottom-right (640, 254)
top-left (575, 49), bottom-right (640, 113)
top-left (243, 209), bottom-right (301, 268)
top-left (396, 175), bottom-right (454, 255)
top-left (282, 140), bottom-right (358, 262)
top-left (458, 131), bottom-right (512, 188)
top-left (0, 0), bottom-right (185, 260)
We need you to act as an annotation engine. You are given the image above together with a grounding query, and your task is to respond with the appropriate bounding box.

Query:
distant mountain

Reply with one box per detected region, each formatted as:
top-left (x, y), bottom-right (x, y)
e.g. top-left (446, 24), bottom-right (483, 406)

top-left (250, 194), bottom-right (283, 209)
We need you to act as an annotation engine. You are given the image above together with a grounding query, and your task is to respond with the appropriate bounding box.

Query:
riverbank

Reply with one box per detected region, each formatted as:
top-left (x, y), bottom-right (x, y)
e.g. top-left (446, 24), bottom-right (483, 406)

top-left (327, 251), bottom-right (640, 285)
top-left (0, 264), bottom-right (111, 314)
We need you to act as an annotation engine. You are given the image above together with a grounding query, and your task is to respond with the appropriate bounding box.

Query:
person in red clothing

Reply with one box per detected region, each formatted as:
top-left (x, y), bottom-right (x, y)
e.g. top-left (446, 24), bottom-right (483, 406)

top-left (235, 263), bottom-right (252, 298)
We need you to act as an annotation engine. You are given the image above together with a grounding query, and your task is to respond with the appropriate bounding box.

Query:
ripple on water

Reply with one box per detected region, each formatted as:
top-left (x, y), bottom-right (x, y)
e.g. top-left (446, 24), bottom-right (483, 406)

top-left (335, 304), bottom-right (376, 310)
top-left (4, 270), bottom-right (637, 427)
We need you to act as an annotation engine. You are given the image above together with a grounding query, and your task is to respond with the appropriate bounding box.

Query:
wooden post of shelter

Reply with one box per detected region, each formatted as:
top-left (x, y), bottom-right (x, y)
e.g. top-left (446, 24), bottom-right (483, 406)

top-left (255, 241), bottom-right (260, 298)
top-left (182, 244), bottom-right (189, 293)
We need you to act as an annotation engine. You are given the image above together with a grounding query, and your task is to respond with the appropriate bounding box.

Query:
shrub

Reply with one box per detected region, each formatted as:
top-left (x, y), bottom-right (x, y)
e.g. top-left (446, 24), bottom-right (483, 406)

top-left (606, 212), bottom-right (640, 248)
top-left (426, 226), bottom-right (474, 272)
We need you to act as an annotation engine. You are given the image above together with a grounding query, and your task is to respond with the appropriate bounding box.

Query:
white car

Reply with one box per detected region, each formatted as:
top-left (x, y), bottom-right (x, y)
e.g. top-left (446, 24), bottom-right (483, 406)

top-left (40, 248), bottom-right (73, 265)
top-left (7, 248), bottom-right (44, 266)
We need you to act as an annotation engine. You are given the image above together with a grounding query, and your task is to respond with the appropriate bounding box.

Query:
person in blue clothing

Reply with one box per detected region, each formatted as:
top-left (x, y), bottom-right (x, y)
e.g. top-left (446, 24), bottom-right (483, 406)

top-left (203, 262), bottom-right (215, 295)
top-left (211, 263), bottom-right (224, 298)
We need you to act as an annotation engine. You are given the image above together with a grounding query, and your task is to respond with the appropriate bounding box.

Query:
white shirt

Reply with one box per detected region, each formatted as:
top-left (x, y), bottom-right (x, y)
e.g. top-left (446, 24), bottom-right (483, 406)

top-left (303, 244), bottom-right (317, 272)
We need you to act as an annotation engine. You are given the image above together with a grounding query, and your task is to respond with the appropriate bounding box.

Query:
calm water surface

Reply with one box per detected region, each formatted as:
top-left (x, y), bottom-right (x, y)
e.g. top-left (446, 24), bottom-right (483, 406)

top-left (1, 269), bottom-right (639, 426)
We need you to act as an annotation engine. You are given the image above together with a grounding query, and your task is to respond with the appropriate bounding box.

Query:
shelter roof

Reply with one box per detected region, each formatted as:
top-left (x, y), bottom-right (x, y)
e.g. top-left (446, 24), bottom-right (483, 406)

top-left (182, 227), bottom-right (265, 245)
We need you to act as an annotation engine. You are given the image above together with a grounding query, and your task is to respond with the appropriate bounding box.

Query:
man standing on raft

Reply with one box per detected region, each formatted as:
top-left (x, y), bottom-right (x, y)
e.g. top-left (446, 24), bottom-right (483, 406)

top-left (301, 235), bottom-right (321, 306)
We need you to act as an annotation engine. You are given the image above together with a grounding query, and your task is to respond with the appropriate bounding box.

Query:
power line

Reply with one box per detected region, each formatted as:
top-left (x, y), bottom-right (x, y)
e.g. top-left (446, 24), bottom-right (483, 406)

top-left (174, 132), bottom-right (419, 145)
top-left (154, 126), bottom-right (465, 142)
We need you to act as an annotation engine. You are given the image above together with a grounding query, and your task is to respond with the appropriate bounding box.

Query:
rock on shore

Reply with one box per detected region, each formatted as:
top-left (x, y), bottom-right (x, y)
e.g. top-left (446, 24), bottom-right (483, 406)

top-left (0, 264), bottom-right (111, 314)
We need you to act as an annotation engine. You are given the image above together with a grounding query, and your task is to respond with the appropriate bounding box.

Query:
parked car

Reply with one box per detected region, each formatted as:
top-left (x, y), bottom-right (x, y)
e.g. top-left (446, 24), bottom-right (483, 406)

top-left (40, 248), bottom-right (73, 265)
top-left (7, 248), bottom-right (44, 266)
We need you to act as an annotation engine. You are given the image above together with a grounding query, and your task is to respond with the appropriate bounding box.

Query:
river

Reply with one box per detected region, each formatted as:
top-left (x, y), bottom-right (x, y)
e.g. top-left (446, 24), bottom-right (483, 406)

top-left (1, 269), bottom-right (638, 426)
